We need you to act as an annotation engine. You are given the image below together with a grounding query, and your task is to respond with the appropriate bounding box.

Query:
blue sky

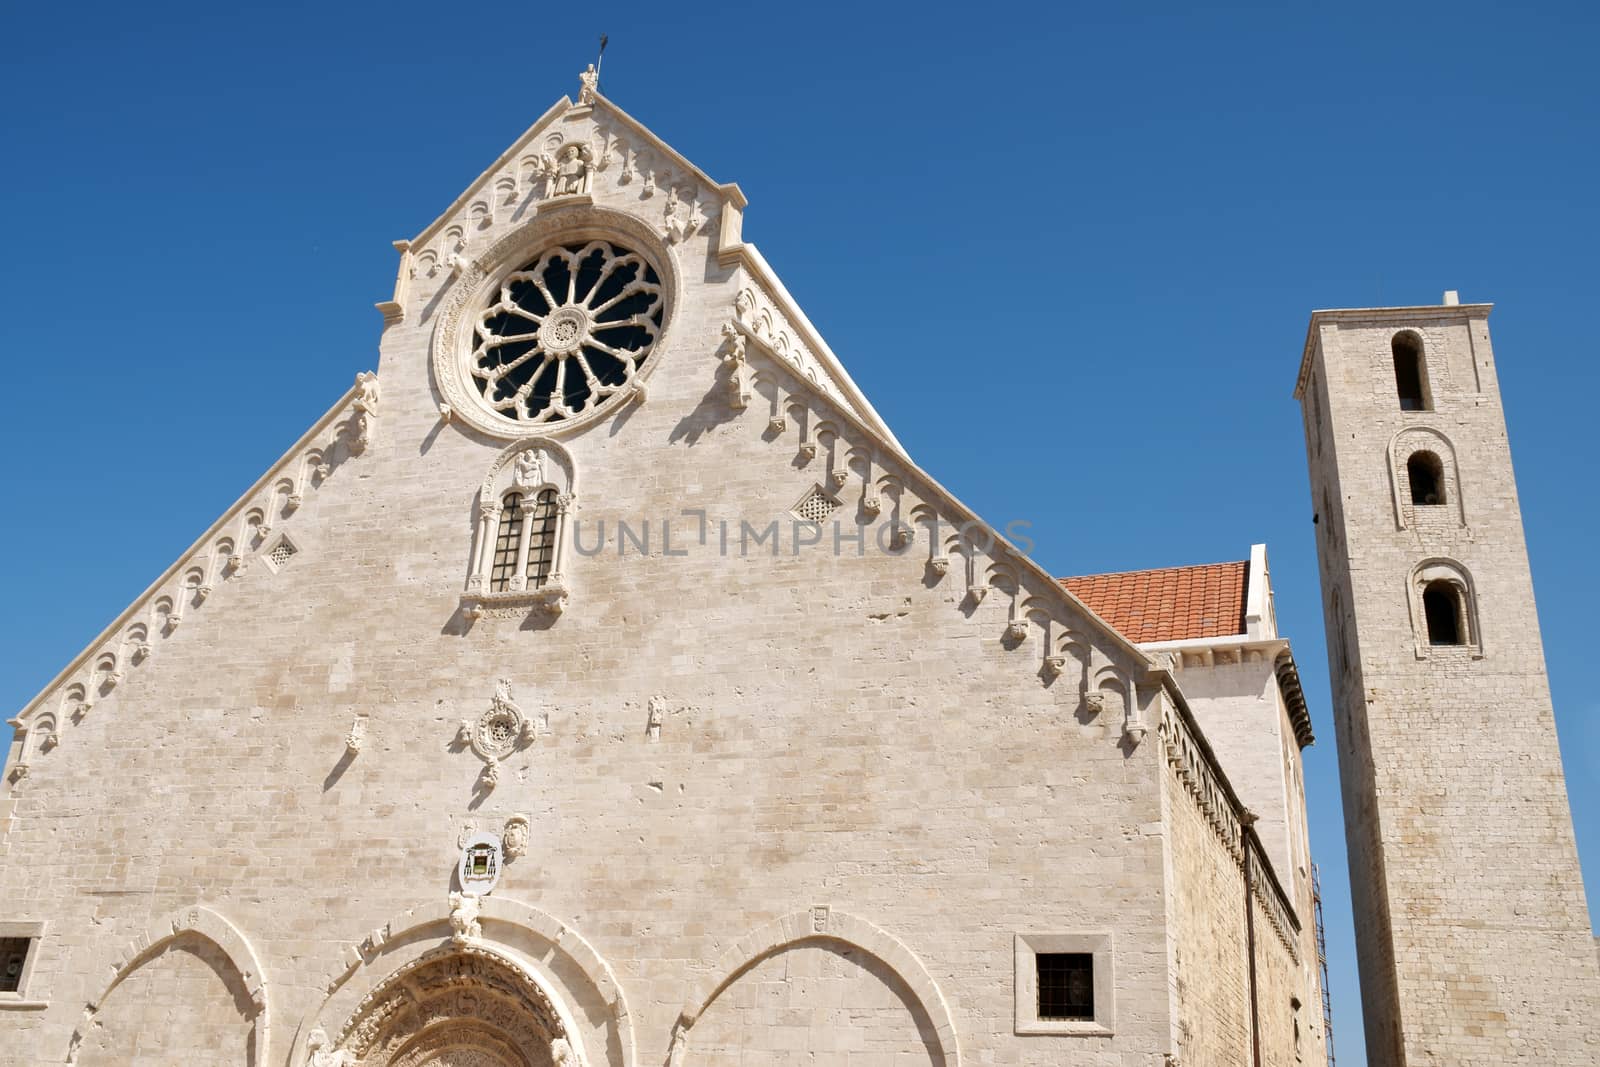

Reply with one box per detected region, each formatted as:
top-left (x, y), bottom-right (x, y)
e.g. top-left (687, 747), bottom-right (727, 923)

top-left (3, 2), bottom-right (1597, 1061)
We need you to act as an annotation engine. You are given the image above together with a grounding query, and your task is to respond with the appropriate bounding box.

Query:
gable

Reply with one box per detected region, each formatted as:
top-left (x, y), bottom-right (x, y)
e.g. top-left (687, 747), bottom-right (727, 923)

top-left (381, 78), bottom-right (901, 452)
top-left (9, 69), bottom-right (1170, 768)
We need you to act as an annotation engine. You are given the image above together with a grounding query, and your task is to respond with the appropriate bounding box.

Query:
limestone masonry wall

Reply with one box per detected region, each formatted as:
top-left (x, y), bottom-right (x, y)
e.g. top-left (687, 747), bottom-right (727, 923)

top-left (1302, 307), bottom-right (1600, 1065)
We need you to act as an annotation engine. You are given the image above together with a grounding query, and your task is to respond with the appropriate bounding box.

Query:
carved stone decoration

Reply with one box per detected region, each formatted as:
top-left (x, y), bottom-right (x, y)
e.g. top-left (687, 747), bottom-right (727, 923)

top-left (513, 448), bottom-right (546, 489)
top-left (646, 695), bottom-right (666, 742)
top-left (449, 892), bottom-right (483, 944)
top-left (578, 64), bottom-right (599, 104)
top-left (306, 1027), bottom-right (356, 1066)
top-left (354, 371), bottom-right (380, 416)
top-left (471, 680), bottom-right (527, 762)
top-left (1005, 619), bottom-right (1028, 642)
top-left (1044, 654), bottom-right (1067, 679)
top-left (720, 323), bottom-right (750, 409)
top-left (549, 143), bottom-right (595, 197)
top-left (502, 814), bottom-right (531, 862)
top-left (325, 944), bottom-right (570, 1066)
top-left (345, 717), bottom-right (366, 756)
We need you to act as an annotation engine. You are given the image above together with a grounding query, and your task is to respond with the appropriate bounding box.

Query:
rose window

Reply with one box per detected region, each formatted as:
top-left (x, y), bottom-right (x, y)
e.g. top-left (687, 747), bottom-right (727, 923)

top-left (472, 241), bottom-right (664, 425)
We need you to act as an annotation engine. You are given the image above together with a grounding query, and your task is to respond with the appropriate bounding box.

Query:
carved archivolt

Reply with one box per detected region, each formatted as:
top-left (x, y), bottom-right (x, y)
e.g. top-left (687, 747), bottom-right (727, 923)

top-left (297, 896), bottom-right (634, 1067)
top-left (328, 945), bottom-right (568, 1067)
top-left (672, 909), bottom-right (960, 1067)
top-left (73, 904), bottom-right (269, 1065)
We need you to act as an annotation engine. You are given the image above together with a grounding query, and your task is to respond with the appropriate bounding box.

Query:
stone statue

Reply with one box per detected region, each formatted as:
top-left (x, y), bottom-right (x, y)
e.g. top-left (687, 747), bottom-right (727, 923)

top-left (449, 891), bottom-right (482, 944)
top-left (646, 696), bottom-right (665, 742)
top-left (514, 448), bottom-right (545, 489)
top-left (578, 64), bottom-right (599, 105)
top-left (354, 371), bottom-right (379, 415)
top-left (306, 1027), bottom-right (355, 1067)
top-left (553, 145), bottom-right (589, 197)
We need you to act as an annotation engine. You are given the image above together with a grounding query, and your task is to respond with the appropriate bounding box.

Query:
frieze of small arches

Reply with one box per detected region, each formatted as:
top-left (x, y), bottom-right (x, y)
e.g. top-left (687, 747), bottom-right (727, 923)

top-left (1408, 557), bottom-right (1483, 658)
top-left (746, 359), bottom-right (1151, 741)
top-left (742, 364), bottom-right (1158, 751)
top-left (1159, 698), bottom-right (1244, 859)
top-left (407, 118), bottom-right (711, 297)
top-left (8, 383), bottom-right (373, 766)
top-left (1387, 426), bottom-right (1467, 529)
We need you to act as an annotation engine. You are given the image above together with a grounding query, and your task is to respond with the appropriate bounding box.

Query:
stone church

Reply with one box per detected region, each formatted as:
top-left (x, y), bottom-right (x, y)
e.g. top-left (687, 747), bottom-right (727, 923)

top-left (0, 67), bottom-right (1586, 1066)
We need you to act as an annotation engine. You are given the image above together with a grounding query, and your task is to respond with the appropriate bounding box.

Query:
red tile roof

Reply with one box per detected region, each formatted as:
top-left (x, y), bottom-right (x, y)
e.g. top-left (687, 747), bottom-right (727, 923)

top-left (1061, 560), bottom-right (1249, 643)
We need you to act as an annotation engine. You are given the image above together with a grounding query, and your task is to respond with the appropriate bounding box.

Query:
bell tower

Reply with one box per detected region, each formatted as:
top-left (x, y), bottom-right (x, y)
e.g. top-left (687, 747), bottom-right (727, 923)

top-left (1295, 294), bottom-right (1600, 1065)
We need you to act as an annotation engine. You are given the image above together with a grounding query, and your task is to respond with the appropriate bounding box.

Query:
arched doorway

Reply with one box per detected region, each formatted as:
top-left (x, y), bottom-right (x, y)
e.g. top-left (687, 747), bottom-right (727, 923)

top-left (312, 945), bottom-right (572, 1067)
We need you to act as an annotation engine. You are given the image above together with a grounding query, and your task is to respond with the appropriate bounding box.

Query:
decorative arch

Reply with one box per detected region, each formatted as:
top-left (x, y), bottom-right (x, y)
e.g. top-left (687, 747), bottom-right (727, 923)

top-left (295, 896), bottom-right (635, 1067)
top-left (1407, 557), bottom-right (1483, 659)
top-left (672, 909), bottom-right (960, 1067)
top-left (1387, 425), bottom-right (1467, 529)
top-left (72, 904), bottom-right (269, 1065)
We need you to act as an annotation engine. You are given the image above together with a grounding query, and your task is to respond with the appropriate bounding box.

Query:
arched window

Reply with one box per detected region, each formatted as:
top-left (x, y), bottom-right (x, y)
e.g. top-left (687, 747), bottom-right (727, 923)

top-left (464, 440), bottom-right (576, 618)
top-left (1392, 333), bottom-right (1429, 411)
top-left (524, 488), bottom-right (559, 589)
top-left (1407, 451), bottom-right (1445, 505)
top-left (489, 493), bottom-right (525, 593)
top-left (1422, 581), bottom-right (1463, 645)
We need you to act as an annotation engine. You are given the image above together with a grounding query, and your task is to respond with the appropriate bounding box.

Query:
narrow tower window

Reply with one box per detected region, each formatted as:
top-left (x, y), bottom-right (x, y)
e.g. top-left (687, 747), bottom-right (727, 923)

top-left (1407, 451), bottom-right (1445, 505)
top-left (1392, 333), bottom-right (1429, 411)
top-left (1422, 581), bottom-right (1464, 645)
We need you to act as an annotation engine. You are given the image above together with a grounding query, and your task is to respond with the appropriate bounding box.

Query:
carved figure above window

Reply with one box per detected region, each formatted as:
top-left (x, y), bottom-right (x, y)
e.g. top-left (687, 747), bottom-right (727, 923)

top-left (468, 240), bottom-right (662, 428)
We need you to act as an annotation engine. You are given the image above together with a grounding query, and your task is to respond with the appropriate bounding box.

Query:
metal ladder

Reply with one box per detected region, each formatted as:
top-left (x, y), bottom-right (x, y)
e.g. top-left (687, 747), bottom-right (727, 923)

top-left (1313, 863), bottom-right (1337, 1066)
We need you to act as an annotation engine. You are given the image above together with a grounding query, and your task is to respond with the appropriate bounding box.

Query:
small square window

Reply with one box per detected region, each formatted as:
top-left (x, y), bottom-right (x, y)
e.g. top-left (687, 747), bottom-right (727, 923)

top-left (1014, 932), bottom-right (1114, 1036)
top-left (0, 938), bottom-right (29, 993)
top-left (0, 922), bottom-right (46, 1005)
top-left (1037, 952), bottom-right (1094, 1020)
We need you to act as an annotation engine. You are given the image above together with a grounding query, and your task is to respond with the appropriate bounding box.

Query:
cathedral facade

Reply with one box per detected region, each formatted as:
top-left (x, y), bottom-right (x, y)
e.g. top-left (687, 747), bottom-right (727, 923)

top-left (2, 70), bottom-right (1384, 1067)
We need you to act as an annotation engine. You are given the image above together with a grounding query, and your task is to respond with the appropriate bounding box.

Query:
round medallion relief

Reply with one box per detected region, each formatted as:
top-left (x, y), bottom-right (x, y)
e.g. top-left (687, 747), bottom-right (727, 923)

top-left (469, 240), bottom-right (664, 428)
top-left (475, 706), bottom-right (522, 760)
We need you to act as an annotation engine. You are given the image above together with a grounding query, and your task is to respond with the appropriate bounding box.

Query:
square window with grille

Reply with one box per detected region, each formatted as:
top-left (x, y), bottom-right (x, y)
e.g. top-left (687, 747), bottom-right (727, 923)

top-left (1014, 932), bottom-right (1113, 1035)
top-left (0, 937), bottom-right (31, 994)
top-left (792, 484), bottom-right (840, 524)
top-left (1036, 952), bottom-right (1094, 1020)
top-left (265, 537), bottom-right (298, 570)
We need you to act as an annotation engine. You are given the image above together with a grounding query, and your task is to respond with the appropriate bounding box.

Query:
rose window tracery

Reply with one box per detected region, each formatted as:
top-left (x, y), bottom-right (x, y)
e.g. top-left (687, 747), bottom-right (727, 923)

top-left (472, 241), bottom-right (663, 425)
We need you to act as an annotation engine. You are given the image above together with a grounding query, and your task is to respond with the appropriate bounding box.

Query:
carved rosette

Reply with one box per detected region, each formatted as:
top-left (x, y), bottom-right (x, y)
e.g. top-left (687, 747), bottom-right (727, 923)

top-left (456, 680), bottom-right (536, 790)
